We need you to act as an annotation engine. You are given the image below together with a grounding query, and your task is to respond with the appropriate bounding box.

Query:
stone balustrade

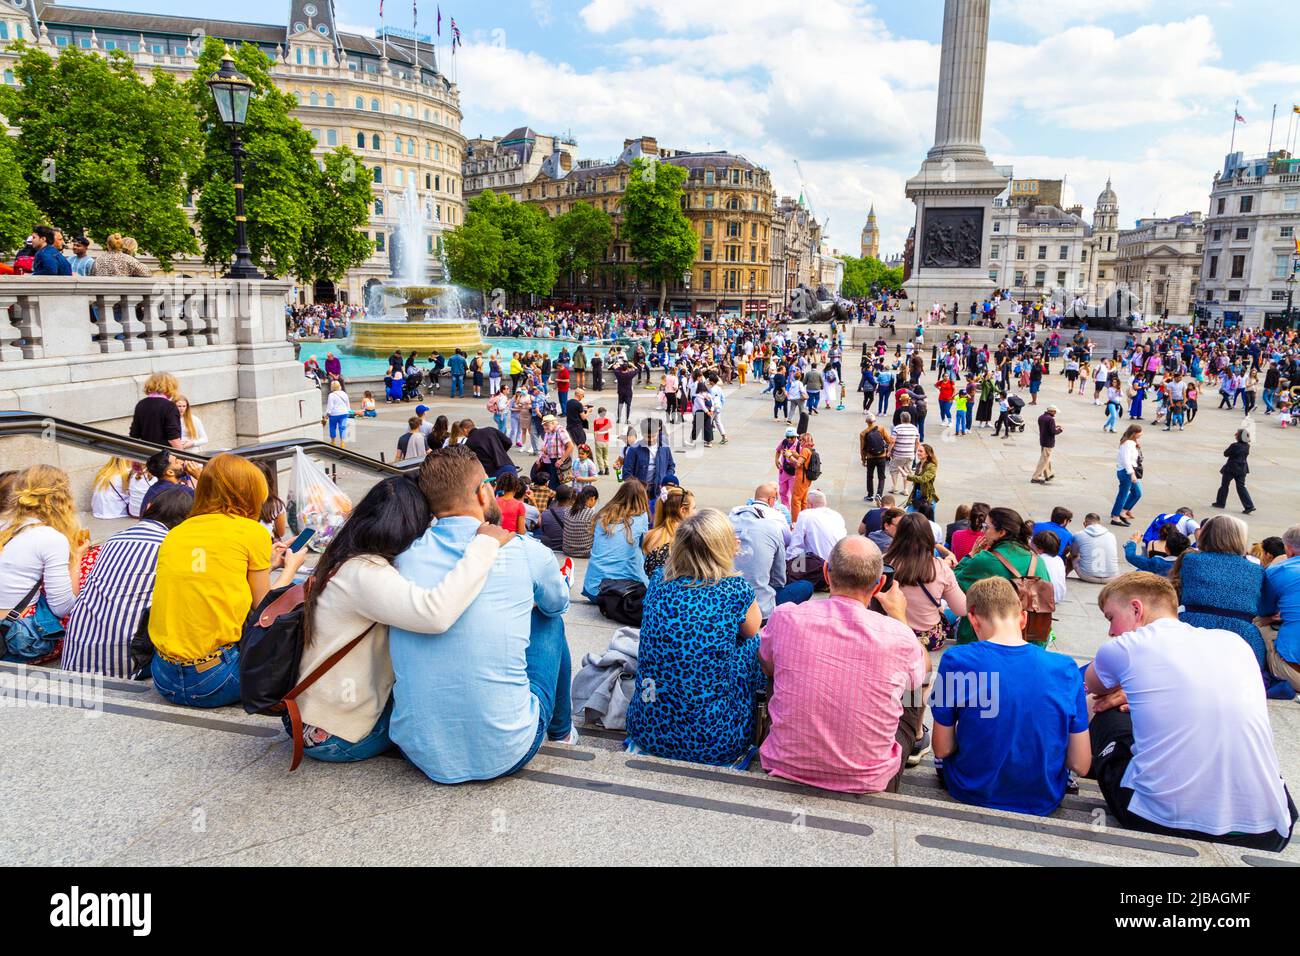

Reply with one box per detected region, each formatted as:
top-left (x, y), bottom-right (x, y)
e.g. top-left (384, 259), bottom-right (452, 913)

top-left (0, 278), bottom-right (319, 488)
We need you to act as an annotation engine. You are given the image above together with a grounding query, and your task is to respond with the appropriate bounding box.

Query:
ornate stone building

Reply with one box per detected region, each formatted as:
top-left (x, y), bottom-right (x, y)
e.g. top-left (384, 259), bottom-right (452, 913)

top-left (1199, 150), bottom-right (1300, 329)
top-left (522, 135), bottom-right (782, 317)
top-left (1116, 212), bottom-right (1204, 322)
top-left (1083, 178), bottom-right (1121, 304)
top-left (463, 127), bottom-right (578, 203)
top-left (986, 197), bottom-right (1091, 298)
top-left (860, 206), bottom-right (880, 259)
top-left (0, 0), bottom-right (467, 306)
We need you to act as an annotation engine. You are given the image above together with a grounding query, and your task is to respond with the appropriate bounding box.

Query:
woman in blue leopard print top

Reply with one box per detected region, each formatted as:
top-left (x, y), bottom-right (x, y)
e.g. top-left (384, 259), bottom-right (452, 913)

top-left (1173, 515), bottom-right (1267, 667)
top-left (627, 509), bottom-right (763, 765)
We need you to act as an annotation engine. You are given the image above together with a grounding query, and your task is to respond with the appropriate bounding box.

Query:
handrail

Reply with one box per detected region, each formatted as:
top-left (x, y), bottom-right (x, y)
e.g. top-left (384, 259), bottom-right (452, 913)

top-left (0, 411), bottom-right (418, 477)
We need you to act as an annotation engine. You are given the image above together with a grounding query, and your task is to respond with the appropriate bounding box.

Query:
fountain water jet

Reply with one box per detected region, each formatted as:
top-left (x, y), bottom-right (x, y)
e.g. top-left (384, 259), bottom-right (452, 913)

top-left (348, 179), bottom-right (484, 357)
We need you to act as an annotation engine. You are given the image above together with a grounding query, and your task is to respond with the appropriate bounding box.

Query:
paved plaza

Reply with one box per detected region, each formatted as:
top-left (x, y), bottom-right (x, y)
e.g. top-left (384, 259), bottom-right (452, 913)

top-left (11, 335), bottom-right (1300, 867)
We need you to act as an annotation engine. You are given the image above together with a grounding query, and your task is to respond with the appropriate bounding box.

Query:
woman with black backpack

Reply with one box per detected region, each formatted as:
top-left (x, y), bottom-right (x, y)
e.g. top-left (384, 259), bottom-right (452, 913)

top-left (287, 477), bottom-right (513, 763)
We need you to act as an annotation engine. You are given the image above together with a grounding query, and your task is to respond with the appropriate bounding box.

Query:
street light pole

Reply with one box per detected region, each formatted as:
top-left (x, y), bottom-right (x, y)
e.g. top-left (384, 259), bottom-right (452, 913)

top-left (207, 52), bottom-right (263, 280)
top-left (1286, 271), bottom-right (1297, 330)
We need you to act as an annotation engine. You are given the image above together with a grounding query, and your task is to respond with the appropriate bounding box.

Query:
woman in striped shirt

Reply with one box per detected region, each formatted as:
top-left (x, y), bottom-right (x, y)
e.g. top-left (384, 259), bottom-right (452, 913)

top-left (61, 488), bottom-right (193, 678)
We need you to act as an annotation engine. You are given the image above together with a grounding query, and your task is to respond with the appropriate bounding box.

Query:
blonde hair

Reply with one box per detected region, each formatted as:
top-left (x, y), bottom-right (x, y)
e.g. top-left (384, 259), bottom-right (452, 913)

top-left (190, 454), bottom-right (268, 521)
top-left (92, 456), bottom-right (133, 493)
top-left (663, 508), bottom-right (738, 586)
top-left (642, 487), bottom-right (694, 555)
top-left (0, 465), bottom-right (82, 553)
top-left (105, 233), bottom-right (125, 252)
top-left (1097, 571), bottom-right (1179, 615)
top-left (966, 577), bottom-right (1022, 622)
top-left (596, 478), bottom-right (648, 543)
top-left (121, 236), bottom-right (139, 256)
top-left (143, 372), bottom-right (180, 398)
top-left (174, 394), bottom-right (197, 438)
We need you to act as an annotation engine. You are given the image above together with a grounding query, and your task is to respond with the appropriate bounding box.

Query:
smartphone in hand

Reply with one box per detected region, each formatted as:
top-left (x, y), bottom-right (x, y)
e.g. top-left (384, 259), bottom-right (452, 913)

top-left (289, 528), bottom-right (316, 553)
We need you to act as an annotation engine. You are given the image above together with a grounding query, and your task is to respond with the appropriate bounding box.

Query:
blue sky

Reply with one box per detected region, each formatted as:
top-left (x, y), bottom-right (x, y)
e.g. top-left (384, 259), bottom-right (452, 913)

top-left (89, 0), bottom-right (1300, 253)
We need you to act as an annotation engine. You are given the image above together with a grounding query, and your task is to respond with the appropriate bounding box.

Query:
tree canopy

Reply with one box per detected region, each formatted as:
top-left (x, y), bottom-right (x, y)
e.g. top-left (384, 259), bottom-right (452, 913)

top-left (620, 158), bottom-right (697, 314)
top-left (187, 39), bottom-right (372, 280)
top-left (840, 254), bottom-right (904, 298)
top-left (0, 134), bottom-right (40, 257)
top-left (444, 189), bottom-right (558, 297)
top-left (551, 201), bottom-right (613, 280)
top-left (0, 42), bottom-right (201, 267)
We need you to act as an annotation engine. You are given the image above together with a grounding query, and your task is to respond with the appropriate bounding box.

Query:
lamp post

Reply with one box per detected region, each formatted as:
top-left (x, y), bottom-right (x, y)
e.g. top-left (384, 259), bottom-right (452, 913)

top-left (206, 52), bottom-right (262, 280)
top-left (682, 269), bottom-right (691, 319)
top-left (1286, 271), bottom-right (1297, 330)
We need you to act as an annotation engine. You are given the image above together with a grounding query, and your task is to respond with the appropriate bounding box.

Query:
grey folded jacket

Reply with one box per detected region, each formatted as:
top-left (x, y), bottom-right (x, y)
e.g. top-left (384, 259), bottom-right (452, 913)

top-left (570, 627), bottom-right (640, 730)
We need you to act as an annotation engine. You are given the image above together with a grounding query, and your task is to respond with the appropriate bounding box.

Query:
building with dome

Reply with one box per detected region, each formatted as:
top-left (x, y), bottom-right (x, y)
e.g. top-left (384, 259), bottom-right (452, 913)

top-left (0, 0), bottom-right (467, 307)
top-left (860, 206), bottom-right (880, 260)
top-left (1084, 178), bottom-right (1121, 302)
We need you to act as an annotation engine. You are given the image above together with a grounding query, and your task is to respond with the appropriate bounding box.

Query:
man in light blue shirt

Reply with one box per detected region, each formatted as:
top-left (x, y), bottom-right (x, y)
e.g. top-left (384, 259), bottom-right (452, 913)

top-left (1262, 526), bottom-right (1300, 693)
top-left (390, 447), bottom-right (572, 783)
top-left (67, 236), bottom-right (95, 276)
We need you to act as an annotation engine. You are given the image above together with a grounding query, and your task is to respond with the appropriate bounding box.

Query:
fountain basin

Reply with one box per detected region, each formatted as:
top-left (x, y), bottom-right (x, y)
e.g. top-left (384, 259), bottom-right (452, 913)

top-left (348, 319), bottom-right (485, 358)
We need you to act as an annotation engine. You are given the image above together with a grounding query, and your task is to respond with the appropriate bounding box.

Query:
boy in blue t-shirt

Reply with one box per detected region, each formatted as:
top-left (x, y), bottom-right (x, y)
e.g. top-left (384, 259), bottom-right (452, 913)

top-left (931, 577), bottom-right (1091, 816)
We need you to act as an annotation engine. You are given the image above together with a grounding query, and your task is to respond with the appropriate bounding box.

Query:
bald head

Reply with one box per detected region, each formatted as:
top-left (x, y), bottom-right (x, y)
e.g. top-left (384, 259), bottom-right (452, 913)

top-left (827, 536), bottom-right (883, 596)
top-left (753, 482), bottom-right (778, 506)
top-left (807, 489), bottom-right (827, 508)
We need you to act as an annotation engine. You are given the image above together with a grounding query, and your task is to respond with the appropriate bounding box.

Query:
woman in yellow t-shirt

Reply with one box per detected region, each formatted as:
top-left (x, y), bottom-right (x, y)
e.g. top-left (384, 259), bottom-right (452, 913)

top-left (150, 454), bottom-right (302, 708)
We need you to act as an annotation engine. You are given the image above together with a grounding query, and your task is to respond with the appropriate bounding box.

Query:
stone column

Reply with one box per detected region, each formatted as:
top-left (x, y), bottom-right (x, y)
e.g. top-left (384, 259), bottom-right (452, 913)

top-left (929, 0), bottom-right (991, 163)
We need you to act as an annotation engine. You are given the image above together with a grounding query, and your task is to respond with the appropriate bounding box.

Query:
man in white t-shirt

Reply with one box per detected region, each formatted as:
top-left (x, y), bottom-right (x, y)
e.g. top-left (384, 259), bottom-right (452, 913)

top-left (1069, 513), bottom-right (1119, 583)
top-left (1085, 571), bottom-right (1296, 851)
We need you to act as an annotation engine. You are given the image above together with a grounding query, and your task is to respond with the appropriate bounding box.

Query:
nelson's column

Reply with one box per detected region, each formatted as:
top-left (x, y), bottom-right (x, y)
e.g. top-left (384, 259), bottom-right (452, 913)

top-left (902, 0), bottom-right (1008, 314)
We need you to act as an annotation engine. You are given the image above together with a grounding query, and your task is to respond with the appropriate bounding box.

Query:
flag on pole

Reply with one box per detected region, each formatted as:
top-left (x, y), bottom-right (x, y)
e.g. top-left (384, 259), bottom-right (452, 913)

top-left (413, 0), bottom-right (417, 28)
top-left (379, 0), bottom-right (384, 17)
top-left (437, 5), bottom-right (442, 35)
top-left (451, 17), bottom-right (462, 48)
top-left (1235, 110), bottom-right (1246, 124)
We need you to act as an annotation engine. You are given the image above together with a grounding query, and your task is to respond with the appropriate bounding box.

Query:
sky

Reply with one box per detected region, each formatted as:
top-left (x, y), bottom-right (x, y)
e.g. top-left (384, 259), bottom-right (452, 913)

top-left (83, 0), bottom-right (1300, 255)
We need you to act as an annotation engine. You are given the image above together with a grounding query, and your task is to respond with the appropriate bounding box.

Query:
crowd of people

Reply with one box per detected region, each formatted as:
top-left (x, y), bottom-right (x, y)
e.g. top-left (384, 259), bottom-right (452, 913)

top-left (3, 298), bottom-right (1300, 856)
top-left (2, 227), bottom-right (151, 277)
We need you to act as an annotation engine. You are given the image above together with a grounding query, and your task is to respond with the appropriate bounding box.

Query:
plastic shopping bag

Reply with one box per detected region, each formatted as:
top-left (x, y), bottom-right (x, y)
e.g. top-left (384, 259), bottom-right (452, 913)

top-left (287, 447), bottom-right (352, 551)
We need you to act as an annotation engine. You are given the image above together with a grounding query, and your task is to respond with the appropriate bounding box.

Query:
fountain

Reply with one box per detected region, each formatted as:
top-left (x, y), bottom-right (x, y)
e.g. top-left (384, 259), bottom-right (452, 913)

top-left (347, 179), bottom-right (485, 357)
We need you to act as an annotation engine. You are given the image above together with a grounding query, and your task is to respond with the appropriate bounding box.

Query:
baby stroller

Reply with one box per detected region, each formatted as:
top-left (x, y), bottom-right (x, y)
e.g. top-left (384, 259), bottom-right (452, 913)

top-left (1004, 394), bottom-right (1027, 432)
top-left (402, 368), bottom-right (425, 401)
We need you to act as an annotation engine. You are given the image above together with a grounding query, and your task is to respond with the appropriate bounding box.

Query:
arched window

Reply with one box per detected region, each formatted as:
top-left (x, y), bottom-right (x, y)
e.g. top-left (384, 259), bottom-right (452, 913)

top-left (424, 142), bottom-right (431, 159)
top-left (425, 173), bottom-right (431, 189)
top-left (325, 93), bottom-right (335, 107)
top-left (326, 129), bottom-right (337, 146)
top-left (372, 133), bottom-right (381, 150)
top-left (354, 96), bottom-right (364, 109)
top-left (356, 131), bottom-right (365, 148)
top-left (295, 47), bottom-right (303, 64)
top-left (309, 91), bottom-right (319, 107)
top-left (434, 175), bottom-right (441, 191)
top-left (373, 166), bottom-right (383, 184)
top-left (370, 98), bottom-right (379, 111)
top-left (374, 198), bottom-right (384, 215)
top-left (308, 49), bottom-right (317, 66)
top-left (407, 139), bottom-right (415, 156)
top-left (310, 128), bottom-right (320, 141)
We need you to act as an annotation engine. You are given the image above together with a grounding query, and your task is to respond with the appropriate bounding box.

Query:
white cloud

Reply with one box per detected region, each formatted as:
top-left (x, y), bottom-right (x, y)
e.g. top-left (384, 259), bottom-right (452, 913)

top-left (994, 0), bottom-right (1155, 29)
top-left (457, 3), bottom-right (1283, 255)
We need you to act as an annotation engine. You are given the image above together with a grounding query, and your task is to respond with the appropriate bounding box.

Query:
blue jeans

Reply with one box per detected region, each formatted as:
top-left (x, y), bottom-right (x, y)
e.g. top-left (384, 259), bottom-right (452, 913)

top-left (1263, 388), bottom-right (1276, 413)
top-left (955, 409), bottom-right (968, 435)
top-left (152, 646), bottom-right (242, 708)
top-left (558, 390), bottom-right (569, 412)
top-left (877, 387), bottom-right (892, 414)
top-left (451, 374), bottom-right (464, 397)
top-left (504, 610), bottom-right (573, 775)
top-left (1112, 469), bottom-right (1142, 518)
top-left (938, 400), bottom-right (952, 423)
top-left (328, 413), bottom-right (348, 439)
top-left (289, 697), bottom-right (395, 763)
top-left (1105, 402), bottom-right (1120, 431)
top-left (773, 580), bottom-right (815, 610)
top-left (807, 390), bottom-right (821, 411)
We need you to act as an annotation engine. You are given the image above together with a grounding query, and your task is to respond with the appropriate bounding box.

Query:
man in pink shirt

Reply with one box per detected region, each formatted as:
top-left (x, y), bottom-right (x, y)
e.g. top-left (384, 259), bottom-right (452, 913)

top-left (759, 536), bottom-right (927, 794)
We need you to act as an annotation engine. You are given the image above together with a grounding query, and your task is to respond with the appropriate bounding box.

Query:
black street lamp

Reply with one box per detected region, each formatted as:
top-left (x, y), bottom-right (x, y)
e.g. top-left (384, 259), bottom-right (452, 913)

top-left (206, 52), bottom-right (263, 280)
top-left (1286, 272), bottom-right (1297, 330)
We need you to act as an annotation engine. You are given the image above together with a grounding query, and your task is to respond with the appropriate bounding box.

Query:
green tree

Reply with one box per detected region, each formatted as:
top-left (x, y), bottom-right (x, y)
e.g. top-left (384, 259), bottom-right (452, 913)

top-left (621, 157), bottom-right (697, 314)
top-left (0, 134), bottom-right (40, 256)
top-left (445, 211), bottom-right (504, 301)
top-left (841, 254), bottom-right (903, 297)
top-left (446, 189), bottom-right (557, 298)
top-left (188, 39), bottom-right (371, 281)
top-left (550, 200), bottom-right (613, 291)
top-left (1, 42), bottom-right (201, 267)
top-left (298, 148), bottom-right (377, 283)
